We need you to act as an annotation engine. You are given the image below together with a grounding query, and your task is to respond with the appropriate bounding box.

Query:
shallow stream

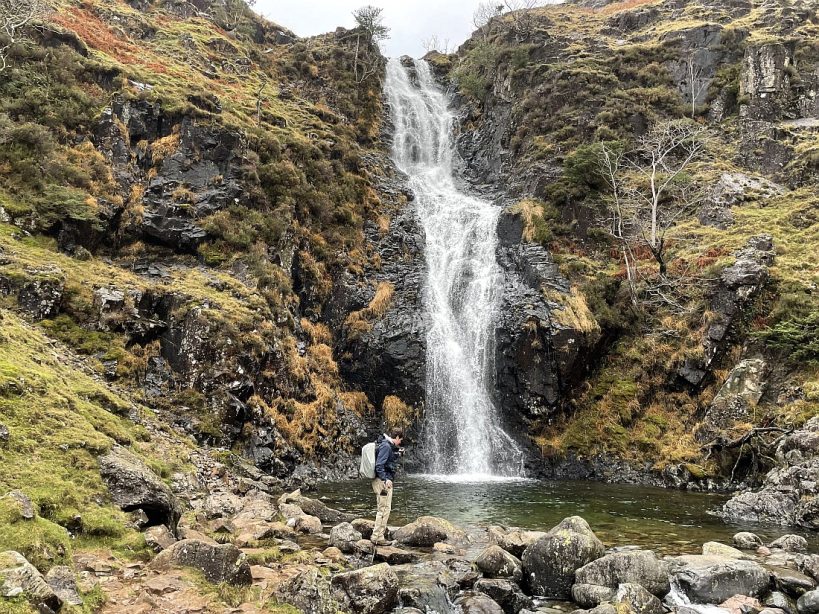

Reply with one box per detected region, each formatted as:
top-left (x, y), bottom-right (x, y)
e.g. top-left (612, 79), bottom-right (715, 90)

top-left (314, 476), bottom-right (818, 555)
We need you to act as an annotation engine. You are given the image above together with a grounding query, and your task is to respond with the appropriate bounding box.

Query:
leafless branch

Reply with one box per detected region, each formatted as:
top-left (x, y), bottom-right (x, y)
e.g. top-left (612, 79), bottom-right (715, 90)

top-left (0, 0), bottom-right (51, 73)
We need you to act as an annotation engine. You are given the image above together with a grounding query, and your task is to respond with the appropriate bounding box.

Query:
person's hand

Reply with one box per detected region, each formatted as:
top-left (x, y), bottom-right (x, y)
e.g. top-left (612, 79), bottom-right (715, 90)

top-left (385, 480), bottom-right (393, 490)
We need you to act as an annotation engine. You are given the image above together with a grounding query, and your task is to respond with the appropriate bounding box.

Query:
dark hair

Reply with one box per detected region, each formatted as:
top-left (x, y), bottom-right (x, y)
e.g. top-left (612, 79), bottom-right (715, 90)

top-left (390, 427), bottom-right (404, 440)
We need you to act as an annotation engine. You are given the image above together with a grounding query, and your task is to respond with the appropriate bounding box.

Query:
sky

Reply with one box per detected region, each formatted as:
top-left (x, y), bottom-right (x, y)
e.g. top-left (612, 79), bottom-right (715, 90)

top-left (255, 0), bottom-right (516, 59)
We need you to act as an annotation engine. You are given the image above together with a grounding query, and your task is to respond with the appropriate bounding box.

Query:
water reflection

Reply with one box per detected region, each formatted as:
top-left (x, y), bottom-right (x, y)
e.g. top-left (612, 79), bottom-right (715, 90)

top-left (313, 476), bottom-right (818, 555)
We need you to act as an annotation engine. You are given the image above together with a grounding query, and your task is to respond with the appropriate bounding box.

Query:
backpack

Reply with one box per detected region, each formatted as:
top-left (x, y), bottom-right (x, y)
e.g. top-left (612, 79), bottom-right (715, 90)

top-left (359, 441), bottom-right (376, 479)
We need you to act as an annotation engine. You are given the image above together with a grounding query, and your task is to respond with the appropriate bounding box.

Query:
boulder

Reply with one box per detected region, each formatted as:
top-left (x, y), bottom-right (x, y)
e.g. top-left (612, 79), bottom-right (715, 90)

top-left (521, 516), bottom-right (605, 598)
top-left (18, 276), bottom-right (64, 320)
top-left (293, 514), bottom-right (322, 534)
top-left (144, 524), bottom-right (176, 552)
top-left (279, 489), bottom-right (348, 523)
top-left (766, 590), bottom-right (796, 614)
top-left (770, 535), bottom-right (808, 553)
top-left (613, 583), bottom-right (664, 614)
top-left (475, 545), bottom-right (523, 583)
top-left (669, 555), bottom-right (771, 604)
top-left (703, 541), bottom-right (749, 560)
top-left (393, 516), bottom-right (460, 547)
top-left (455, 591), bottom-right (505, 614)
top-left (1, 490), bottom-right (35, 520)
top-left (280, 502), bottom-right (304, 520)
top-left (572, 583), bottom-right (615, 609)
top-left (488, 526), bottom-right (547, 558)
top-left (330, 562), bottom-right (399, 614)
top-left (329, 522), bottom-right (363, 553)
top-left (44, 565), bottom-right (82, 606)
top-left (474, 578), bottom-right (533, 614)
top-left (0, 551), bottom-right (62, 611)
top-left (768, 566), bottom-right (817, 597)
top-left (150, 539), bottom-right (251, 585)
top-left (374, 546), bottom-right (418, 565)
top-left (575, 550), bottom-right (670, 597)
top-left (201, 491), bottom-right (243, 519)
top-left (352, 518), bottom-right (375, 540)
top-left (719, 594), bottom-right (763, 614)
top-left (798, 590), bottom-right (819, 614)
top-left (99, 445), bottom-right (181, 530)
top-left (275, 565), bottom-right (338, 614)
top-left (734, 532), bottom-right (764, 549)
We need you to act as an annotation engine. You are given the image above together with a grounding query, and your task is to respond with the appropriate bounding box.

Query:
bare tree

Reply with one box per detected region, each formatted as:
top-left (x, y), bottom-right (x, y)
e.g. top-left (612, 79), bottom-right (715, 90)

top-left (598, 120), bottom-right (706, 288)
top-left (685, 52), bottom-right (709, 118)
top-left (421, 34), bottom-right (453, 55)
top-left (472, 2), bottom-right (504, 40)
top-left (0, 0), bottom-right (50, 73)
top-left (351, 5), bottom-right (389, 84)
top-left (502, 0), bottom-right (541, 41)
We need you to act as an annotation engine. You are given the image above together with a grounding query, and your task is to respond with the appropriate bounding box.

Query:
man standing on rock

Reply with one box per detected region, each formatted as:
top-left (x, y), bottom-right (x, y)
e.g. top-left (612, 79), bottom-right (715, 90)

top-left (371, 428), bottom-right (403, 546)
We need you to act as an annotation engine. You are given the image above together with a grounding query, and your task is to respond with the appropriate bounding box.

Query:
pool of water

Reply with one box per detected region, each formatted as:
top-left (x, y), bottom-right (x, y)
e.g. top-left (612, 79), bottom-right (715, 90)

top-left (313, 476), bottom-right (818, 555)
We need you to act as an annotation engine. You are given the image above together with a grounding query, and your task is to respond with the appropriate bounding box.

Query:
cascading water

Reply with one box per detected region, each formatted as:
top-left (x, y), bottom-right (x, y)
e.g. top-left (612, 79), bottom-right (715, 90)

top-left (385, 58), bottom-right (525, 478)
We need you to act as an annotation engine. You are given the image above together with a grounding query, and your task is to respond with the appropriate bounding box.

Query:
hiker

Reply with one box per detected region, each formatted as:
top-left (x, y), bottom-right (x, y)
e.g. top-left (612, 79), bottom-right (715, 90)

top-left (371, 427), bottom-right (403, 545)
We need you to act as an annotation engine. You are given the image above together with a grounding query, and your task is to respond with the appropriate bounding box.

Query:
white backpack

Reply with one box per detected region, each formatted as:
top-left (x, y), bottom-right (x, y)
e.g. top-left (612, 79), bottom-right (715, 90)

top-left (359, 441), bottom-right (376, 479)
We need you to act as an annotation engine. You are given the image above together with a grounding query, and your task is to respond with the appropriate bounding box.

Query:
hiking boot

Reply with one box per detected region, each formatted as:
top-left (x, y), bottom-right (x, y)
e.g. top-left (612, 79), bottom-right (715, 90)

top-left (370, 537), bottom-right (392, 546)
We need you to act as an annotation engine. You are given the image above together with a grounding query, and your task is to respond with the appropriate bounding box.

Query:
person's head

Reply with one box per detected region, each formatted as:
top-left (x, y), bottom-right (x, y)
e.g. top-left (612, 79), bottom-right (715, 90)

top-left (389, 427), bottom-right (404, 446)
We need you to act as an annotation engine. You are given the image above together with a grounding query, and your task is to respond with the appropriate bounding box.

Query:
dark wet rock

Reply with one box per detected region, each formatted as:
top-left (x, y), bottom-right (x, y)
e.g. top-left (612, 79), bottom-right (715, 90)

top-left (735, 532), bottom-right (764, 549)
top-left (374, 546), bottom-right (418, 565)
top-left (144, 524), bottom-right (176, 553)
top-left (99, 445), bottom-right (181, 531)
top-left (393, 516), bottom-right (464, 547)
top-left (768, 565), bottom-right (816, 597)
top-left (475, 578), bottom-right (533, 614)
top-left (150, 539), bottom-right (251, 585)
top-left (799, 555), bottom-right (819, 583)
top-left (572, 583), bottom-right (615, 609)
top-left (798, 590), bottom-right (819, 614)
top-left (475, 545), bottom-right (523, 583)
top-left (352, 518), bottom-right (375, 539)
top-left (455, 591), bottom-right (505, 614)
top-left (44, 565), bottom-right (82, 606)
top-left (613, 583), bottom-right (664, 614)
top-left (521, 516), bottom-right (605, 598)
top-left (274, 566), bottom-right (337, 614)
top-left (575, 550), bottom-right (670, 597)
top-left (330, 562), bottom-right (399, 614)
top-left (681, 236), bottom-right (773, 389)
top-left (17, 274), bottom-right (64, 320)
top-left (668, 555), bottom-right (772, 604)
top-left (0, 551), bottom-right (62, 611)
top-left (770, 535), bottom-right (808, 553)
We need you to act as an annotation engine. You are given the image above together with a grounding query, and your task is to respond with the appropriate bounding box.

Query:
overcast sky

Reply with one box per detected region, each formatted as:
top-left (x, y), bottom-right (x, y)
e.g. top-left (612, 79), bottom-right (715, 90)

top-left (256, 1), bottom-right (560, 58)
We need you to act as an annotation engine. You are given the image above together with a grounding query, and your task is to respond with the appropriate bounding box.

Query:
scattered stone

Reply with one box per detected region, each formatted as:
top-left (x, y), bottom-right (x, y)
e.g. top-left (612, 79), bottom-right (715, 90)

top-left (202, 491), bottom-right (243, 519)
top-left (766, 590), bottom-right (796, 614)
top-left (475, 545), bottom-right (523, 583)
top-left (99, 445), bottom-right (181, 530)
top-left (488, 526), bottom-right (548, 558)
top-left (275, 565), bottom-right (337, 614)
top-left (613, 583), bottom-right (664, 614)
top-left (475, 578), bottom-right (533, 614)
top-left (734, 532), bottom-right (764, 549)
top-left (330, 562), bottom-right (399, 614)
top-left (374, 546), bottom-right (418, 565)
top-left (669, 555), bottom-right (772, 603)
top-left (797, 590), bottom-right (819, 614)
top-left (720, 594), bottom-right (763, 614)
top-left (144, 524), bottom-right (176, 553)
top-left (279, 489), bottom-right (348, 523)
top-left (144, 575), bottom-right (183, 595)
top-left (280, 502), bottom-right (304, 520)
top-left (0, 551), bottom-right (62, 611)
top-left (322, 546), bottom-right (345, 563)
top-left (294, 514), bottom-right (323, 534)
top-left (329, 522), bottom-right (363, 553)
top-left (150, 539), bottom-right (252, 585)
top-left (433, 542), bottom-right (459, 555)
top-left (393, 516), bottom-right (465, 546)
top-left (43, 565), bottom-right (81, 607)
top-left (18, 275), bottom-right (64, 320)
top-left (457, 570), bottom-right (480, 589)
top-left (769, 565), bottom-right (817, 597)
top-left (575, 549), bottom-right (670, 597)
top-left (352, 518), bottom-right (375, 539)
top-left (703, 541), bottom-right (750, 559)
top-left (770, 535), bottom-right (809, 553)
top-left (0, 423), bottom-right (8, 443)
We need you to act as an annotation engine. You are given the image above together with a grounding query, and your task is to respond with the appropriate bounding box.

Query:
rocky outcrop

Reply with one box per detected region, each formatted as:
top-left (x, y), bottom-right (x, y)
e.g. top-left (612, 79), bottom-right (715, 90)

top-left (99, 445), bottom-right (181, 531)
top-left (0, 551), bottom-right (62, 611)
top-left (521, 516), bottom-right (605, 598)
top-left (699, 172), bottom-right (785, 229)
top-left (721, 417), bottom-right (819, 529)
top-left (150, 539), bottom-right (252, 585)
top-left (680, 235), bottom-right (774, 387)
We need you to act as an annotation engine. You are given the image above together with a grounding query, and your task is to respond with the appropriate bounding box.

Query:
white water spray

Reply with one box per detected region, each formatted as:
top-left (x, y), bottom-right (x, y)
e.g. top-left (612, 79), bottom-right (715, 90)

top-left (384, 58), bottom-right (525, 478)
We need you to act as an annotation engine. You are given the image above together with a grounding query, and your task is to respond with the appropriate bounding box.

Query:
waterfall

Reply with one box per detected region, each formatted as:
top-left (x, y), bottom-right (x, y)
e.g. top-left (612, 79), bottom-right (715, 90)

top-left (384, 58), bottom-right (525, 478)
